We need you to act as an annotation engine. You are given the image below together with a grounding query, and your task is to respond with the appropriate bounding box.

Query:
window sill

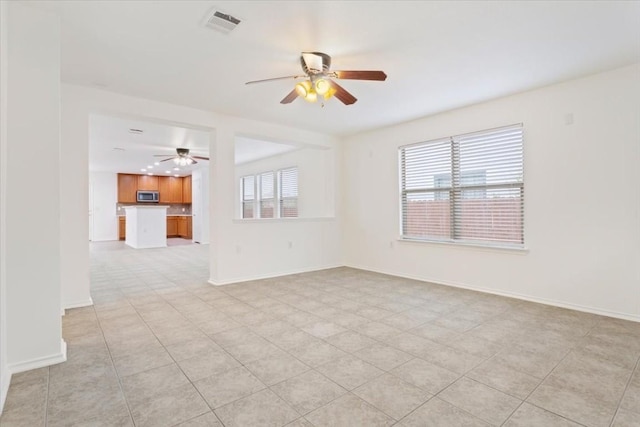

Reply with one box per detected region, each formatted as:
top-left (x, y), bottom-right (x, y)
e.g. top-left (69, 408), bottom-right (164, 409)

top-left (397, 237), bottom-right (529, 254)
top-left (233, 217), bottom-right (336, 224)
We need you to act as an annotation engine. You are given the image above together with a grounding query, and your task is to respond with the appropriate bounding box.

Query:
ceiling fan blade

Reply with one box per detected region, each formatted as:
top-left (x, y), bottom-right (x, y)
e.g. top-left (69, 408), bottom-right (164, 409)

top-left (245, 75), bottom-right (303, 85)
top-left (159, 157), bottom-right (175, 163)
top-left (328, 80), bottom-right (357, 105)
top-left (334, 70), bottom-right (387, 81)
top-left (280, 89), bottom-right (299, 104)
top-left (189, 158), bottom-right (198, 165)
top-left (191, 156), bottom-right (209, 160)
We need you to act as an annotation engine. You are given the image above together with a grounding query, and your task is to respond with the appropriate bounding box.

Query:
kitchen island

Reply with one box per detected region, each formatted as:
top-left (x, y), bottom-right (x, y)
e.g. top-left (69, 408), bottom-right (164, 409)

top-left (123, 205), bottom-right (169, 249)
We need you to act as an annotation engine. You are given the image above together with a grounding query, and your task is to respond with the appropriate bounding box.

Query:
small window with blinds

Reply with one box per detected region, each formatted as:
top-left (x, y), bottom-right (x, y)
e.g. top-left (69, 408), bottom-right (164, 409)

top-left (259, 171), bottom-right (275, 218)
top-left (400, 124), bottom-right (524, 247)
top-left (241, 175), bottom-right (255, 219)
top-left (278, 167), bottom-right (298, 218)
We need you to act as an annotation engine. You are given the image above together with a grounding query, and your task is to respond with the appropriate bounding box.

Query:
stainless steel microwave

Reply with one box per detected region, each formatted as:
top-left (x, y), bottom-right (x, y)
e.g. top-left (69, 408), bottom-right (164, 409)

top-left (137, 190), bottom-right (159, 203)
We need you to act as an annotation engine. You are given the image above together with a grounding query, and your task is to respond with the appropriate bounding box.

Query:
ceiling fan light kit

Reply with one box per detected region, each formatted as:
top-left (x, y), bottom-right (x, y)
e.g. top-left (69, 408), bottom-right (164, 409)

top-left (246, 51), bottom-right (387, 106)
top-left (153, 147), bottom-right (209, 166)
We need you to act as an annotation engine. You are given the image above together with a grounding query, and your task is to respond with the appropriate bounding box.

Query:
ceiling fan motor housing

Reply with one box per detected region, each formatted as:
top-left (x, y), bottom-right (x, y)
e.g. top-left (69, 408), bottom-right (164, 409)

top-left (176, 148), bottom-right (190, 157)
top-left (301, 52), bottom-right (332, 75)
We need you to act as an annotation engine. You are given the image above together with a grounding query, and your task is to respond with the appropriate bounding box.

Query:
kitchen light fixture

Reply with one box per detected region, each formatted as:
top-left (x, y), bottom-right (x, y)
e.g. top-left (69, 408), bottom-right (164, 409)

top-left (154, 162), bottom-right (160, 166)
top-left (165, 170), bottom-right (171, 173)
top-left (147, 165), bottom-right (153, 169)
top-left (173, 167), bottom-right (179, 171)
top-left (141, 168), bottom-right (146, 172)
top-left (174, 174), bottom-right (180, 177)
top-left (147, 173), bottom-right (153, 176)
top-left (173, 157), bottom-right (193, 166)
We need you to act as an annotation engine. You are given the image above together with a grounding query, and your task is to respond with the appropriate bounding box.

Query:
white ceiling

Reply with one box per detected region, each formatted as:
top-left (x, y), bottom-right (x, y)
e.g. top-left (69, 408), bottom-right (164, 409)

top-left (89, 115), bottom-right (295, 173)
top-left (34, 1), bottom-right (640, 136)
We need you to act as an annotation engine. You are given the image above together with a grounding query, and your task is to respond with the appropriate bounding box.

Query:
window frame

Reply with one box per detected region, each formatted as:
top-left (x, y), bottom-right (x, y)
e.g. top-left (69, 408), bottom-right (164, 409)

top-left (399, 124), bottom-right (524, 249)
top-left (239, 166), bottom-right (299, 220)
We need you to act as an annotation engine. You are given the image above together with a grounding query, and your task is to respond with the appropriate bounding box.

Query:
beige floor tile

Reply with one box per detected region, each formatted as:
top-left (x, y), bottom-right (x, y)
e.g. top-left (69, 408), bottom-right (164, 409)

top-left (271, 370), bottom-right (347, 414)
top-left (439, 377), bottom-right (522, 425)
top-left (390, 357), bottom-right (460, 394)
top-left (528, 382), bottom-right (618, 427)
top-left (354, 343), bottom-right (413, 371)
top-left (175, 412), bottom-right (223, 426)
top-left (113, 346), bottom-right (174, 377)
top-left (225, 338), bottom-right (282, 364)
top-left (305, 393), bottom-right (394, 427)
top-left (316, 355), bottom-right (384, 390)
top-left (165, 337), bottom-right (222, 361)
top-left (467, 357), bottom-right (541, 399)
top-left (245, 350), bottom-right (310, 386)
top-left (288, 340), bottom-right (348, 367)
top-left (129, 383), bottom-right (210, 427)
top-left (177, 347), bottom-right (241, 381)
top-left (398, 397), bottom-right (491, 427)
top-left (194, 366), bottom-right (266, 408)
top-left (353, 374), bottom-right (431, 420)
top-left (612, 408), bottom-right (640, 427)
top-left (214, 389), bottom-right (299, 427)
top-left (301, 320), bottom-right (347, 338)
top-left (504, 402), bottom-right (582, 427)
top-left (121, 363), bottom-right (190, 403)
top-left (325, 331), bottom-right (377, 353)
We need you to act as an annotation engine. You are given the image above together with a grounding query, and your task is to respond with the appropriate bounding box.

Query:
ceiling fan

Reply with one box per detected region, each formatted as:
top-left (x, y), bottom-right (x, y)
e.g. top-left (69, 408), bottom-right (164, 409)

top-left (245, 52), bottom-right (387, 105)
top-left (153, 148), bottom-right (209, 166)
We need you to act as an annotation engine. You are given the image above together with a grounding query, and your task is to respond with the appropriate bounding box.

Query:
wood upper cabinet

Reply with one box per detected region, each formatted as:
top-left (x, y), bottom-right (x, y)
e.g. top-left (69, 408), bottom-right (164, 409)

top-left (182, 175), bottom-right (192, 203)
top-left (117, 174), bottom-right (138, 203)
top-left (170, 177), bottom-right (183, 203)
top-left (158, 176), bottom-right (171, 203)
top-left (137, 175), bottom-right (158, 191)
top-left (158, 176), bottom-right (183, 203)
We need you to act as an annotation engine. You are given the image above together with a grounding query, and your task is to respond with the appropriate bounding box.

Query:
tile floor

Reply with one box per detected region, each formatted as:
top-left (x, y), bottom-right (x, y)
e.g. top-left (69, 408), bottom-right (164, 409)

top-left (1, 241), bottom-right (639, 426)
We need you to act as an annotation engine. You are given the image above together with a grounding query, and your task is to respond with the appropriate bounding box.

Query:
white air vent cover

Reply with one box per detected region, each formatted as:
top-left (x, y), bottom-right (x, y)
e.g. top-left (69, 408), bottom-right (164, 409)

top-left (205, 9), bottom-right (241, 34)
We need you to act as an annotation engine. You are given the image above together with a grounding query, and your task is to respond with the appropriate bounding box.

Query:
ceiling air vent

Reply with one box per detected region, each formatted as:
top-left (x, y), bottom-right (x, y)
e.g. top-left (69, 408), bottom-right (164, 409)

top-left (205, 9), bottom-right (241, 34)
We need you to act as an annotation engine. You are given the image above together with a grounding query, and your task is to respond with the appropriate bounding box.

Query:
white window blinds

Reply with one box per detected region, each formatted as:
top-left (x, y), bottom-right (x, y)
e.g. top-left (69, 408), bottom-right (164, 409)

top-left (278, 167), bottom-right (298, 218)
top-left (259, 171), bottom-right (275, 218)
top-left (241, 175), bottom-right (255, 219)
top-left (400, 124), bottom-right (524, 247)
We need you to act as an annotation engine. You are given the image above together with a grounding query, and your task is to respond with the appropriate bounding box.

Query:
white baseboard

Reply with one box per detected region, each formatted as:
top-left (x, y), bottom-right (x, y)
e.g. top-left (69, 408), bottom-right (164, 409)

top-left (62, 297), bottom-right (94, 312)
top-left (7, 339), bottom-right (67, 375)
top-left (0, 368), bottom-right (10, 415)
top-left (209, 264), bottom-right (343, 286)
top-left (345, 263), bottom-right (640, 323)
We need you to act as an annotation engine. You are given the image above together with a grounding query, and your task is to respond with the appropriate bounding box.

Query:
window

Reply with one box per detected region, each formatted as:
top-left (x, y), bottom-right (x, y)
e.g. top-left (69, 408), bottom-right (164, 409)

top-left (278, 167), bottom-right (298, 218)
top-left (241, 175), bottom-right (255, 219)
top-left (259, 171), bottom-right (275, 218)
top-left (400, 124), bottom-right (524, 247)
top-left (240, 167), bottom-right (298, 219)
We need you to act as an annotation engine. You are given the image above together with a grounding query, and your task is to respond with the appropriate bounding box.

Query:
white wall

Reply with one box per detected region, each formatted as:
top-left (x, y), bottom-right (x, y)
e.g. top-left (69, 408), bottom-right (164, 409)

top-left (89, 172), bottom-right (118, 241)
top-left (235, 146), bottom-right (335, 219)
top-left (343, 64), bottom-right (640, 321)
top-left (61, 84), bottom-right (342, 295)
top-left (3, 1), bottom-right (65, 395)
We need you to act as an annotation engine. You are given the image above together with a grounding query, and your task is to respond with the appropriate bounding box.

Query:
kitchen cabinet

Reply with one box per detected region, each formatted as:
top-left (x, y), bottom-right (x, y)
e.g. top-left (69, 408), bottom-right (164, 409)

top-left (166, 216), bottom-right (178, 237)
top-left (118, 217), bottom-right (126, 240)
top-left (182, 175), bottom-right (192, 203)
top-left (117, 174), bottom-right (137, 203)
top-left (158, 176), bottom-right (171, 203)
top-left (158, 176), bottom-right (183, 203)
top-left (137, 175), bottom-right (158, 191)
top-left (177, 216), bottom-right (188, 237)
top-left (187, 216), bottom-right (192, 239)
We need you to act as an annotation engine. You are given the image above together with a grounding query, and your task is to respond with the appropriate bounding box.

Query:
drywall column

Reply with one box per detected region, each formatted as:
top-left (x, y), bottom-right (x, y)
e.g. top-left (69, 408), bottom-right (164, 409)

top-left (0, 0), bottom-right (9, 411)
top-left (208, 127), bottom-right (235, 283)
top-left (4, 1), bottom-right (66, 380)
top-left (60, 78), bottom-right (91, 309)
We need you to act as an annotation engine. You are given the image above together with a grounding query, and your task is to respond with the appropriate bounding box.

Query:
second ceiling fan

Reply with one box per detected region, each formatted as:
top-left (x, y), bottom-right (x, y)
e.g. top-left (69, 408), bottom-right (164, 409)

top-left (245, 52), bottom-right (387, 105)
